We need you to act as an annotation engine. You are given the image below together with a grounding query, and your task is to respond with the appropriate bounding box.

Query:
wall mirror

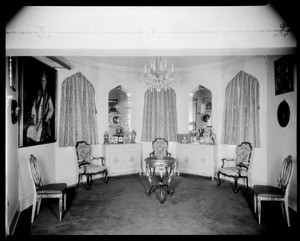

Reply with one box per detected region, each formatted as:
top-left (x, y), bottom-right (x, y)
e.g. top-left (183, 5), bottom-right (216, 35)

top-left (108, 85), bottom-right (132, 140)
top-left (189, 85), bottom-right (212, 134)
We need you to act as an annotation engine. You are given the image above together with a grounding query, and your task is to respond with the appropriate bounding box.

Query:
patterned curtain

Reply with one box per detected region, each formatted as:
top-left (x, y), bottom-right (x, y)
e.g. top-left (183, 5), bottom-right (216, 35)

top-left (222, 71), bottom-right (260, 147)
top-left (59, 72), bottom-right (99, 147)
top-left (141, 88), bottom-right (178, 142)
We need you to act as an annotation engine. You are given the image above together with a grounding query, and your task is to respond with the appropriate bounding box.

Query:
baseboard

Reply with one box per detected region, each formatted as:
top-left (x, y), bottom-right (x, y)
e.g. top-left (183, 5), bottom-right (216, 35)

top-left (9, 209), bottom-right (20, 235)
top-left (55, 176), bottom-right (77, 186)
top-left (289, 195), bottom-right (297, 212)
top-left (18, 193), bottom-right (33, 212)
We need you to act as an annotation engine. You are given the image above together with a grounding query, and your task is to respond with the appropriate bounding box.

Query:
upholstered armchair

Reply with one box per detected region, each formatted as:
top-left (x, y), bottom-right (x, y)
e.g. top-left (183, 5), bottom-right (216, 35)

top-left (75, 141), bottom-right (108, 190)
top-left (217, 142), bottom-right (252, 193)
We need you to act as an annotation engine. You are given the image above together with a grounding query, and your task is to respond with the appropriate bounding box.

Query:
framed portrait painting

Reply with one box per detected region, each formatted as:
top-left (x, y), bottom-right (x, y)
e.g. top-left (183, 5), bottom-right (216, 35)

top-left (18, 57), bottom-right (57, 147)
top-left (274, 55), bottom-right (294, 96)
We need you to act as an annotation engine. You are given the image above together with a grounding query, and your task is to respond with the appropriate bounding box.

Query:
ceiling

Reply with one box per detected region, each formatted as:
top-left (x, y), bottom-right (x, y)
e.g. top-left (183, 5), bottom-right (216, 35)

top-left (82, 56), bottom-right (237, 69)
top-left (6, 6), bottom-right (296, 58)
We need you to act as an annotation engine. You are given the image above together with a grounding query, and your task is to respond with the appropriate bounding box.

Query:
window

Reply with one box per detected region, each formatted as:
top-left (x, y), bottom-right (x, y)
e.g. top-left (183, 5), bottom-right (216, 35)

top-left (222, 71), bottom-right (260, 147)
top-left (59, 72), bottom-right (98, 147)
top-left (141, 88), bottom-right (178, 142)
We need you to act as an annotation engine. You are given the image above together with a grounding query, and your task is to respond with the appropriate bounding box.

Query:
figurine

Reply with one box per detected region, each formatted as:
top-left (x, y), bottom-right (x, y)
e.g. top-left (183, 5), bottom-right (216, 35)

top-left (104, 131), bottom-right (109, 144)
top-left (124, 129), bottom-right (131, 144)
top-left (131, 129), bottom-right (136, 143)
top-left (210, 129), bottom-right (216, 144)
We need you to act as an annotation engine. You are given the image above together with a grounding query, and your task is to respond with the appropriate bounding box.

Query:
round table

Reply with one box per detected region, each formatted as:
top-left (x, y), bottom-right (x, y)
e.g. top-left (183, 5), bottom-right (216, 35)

top-left (144, 156), bottom-right (177, 204)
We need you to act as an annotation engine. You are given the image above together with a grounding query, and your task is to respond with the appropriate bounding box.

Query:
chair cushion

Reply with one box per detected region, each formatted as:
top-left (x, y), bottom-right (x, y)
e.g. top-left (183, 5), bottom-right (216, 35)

top-left (79, 164), bottom-right (107, 174)
top-left (218, 167), bottom-right (248, 177)
top-left (253, 185), bottom-right (285, 198)
top-left (37, 183), bottom-right (67, 194)
top-left (218, 167), bottom-right (239, 176)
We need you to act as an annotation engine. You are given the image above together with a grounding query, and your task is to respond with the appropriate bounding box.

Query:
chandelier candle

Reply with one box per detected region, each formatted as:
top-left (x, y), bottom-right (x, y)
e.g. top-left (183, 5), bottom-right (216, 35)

top-left (144, 56), bottom-right (175, 92)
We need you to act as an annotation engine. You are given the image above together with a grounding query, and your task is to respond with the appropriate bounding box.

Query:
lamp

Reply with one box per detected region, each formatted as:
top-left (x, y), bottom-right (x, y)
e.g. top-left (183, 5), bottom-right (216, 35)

top-left (144, 56), bottom-right (174, 91)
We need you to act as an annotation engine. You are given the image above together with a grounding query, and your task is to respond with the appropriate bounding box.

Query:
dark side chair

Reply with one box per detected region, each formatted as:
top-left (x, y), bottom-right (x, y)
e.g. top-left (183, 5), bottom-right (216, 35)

top-left (75, 141), bottom-right (108, 190)
top-left (217, 142), bottom-right (252, 193)
top-left (253, 155), bottom-right (294, 227)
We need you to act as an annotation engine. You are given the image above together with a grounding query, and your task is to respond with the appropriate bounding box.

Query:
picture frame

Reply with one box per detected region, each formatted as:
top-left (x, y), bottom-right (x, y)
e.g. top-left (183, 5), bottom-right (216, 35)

top-left (18, 57), bottom-right (57, 147)
top-left (274, 55), bottom-right (294, 96)
top-left (205, 101), bottom-right (212, 111)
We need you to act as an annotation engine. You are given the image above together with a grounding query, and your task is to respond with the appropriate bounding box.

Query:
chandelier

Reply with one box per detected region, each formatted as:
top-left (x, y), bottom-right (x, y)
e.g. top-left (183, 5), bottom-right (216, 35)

top-left (144, 56), bottom-right (174, 91)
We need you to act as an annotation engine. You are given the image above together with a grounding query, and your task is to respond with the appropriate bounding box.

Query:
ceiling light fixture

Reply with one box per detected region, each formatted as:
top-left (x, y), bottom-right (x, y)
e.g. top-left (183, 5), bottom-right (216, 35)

top-left (144, 56), bottom-right (174, 91)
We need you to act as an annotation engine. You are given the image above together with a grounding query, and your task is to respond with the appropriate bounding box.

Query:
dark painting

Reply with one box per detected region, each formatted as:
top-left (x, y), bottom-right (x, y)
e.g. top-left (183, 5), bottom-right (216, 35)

top-left (19, 57), bottom-right (57, 147)
top-left (275, 55), bottom-right (294, 96)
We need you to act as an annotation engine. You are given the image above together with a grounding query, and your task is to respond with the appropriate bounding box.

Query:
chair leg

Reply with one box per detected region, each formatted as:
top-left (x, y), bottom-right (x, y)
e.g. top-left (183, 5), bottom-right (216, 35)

top-left (64, 193), bottom-right (67, 211)
top-left (59, 196), bottom-right (63, 221)
top-left (86, 174), bottom-right (89, 190)
top-left (90, 175), bottom-right (93, 187)
top-left (31, 199), bottom-right (37, 223)
top-left (258, 198), bottom-right (262, 224)
top-left (217, 171), bottom-right (221, 186)
top-left (104, 170), bottom-right (108, 183)
top-left (234, 177), bottom-right (238, 194)
top-left (284, 201), bottom-right (290, 227)
top-left (86, 174), bottom-right (91, 190)
top-left (253, 193), bottom-right (257, 214)
top-left (160, 185), bottom-right (164, 204)
top-left (77, 174), bottom-right (81, 187)
top-left (37, 198), bottom-right (42, 215)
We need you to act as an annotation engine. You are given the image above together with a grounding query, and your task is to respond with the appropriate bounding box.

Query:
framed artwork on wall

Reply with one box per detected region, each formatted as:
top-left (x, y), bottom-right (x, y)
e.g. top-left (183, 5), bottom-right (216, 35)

top-left (205, 101), bottom-right (212, 111)
top-left (274, 55), bottom-right (294, 96)
top-left (18, 57), bottom-right (57, 147)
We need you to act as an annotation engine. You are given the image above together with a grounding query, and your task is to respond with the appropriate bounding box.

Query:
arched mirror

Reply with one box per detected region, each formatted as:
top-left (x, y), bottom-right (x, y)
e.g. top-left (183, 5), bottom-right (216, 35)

top-left (108, 85), bottom-right (132, 143)
top-left (188, 85), bottom-right (213, 143)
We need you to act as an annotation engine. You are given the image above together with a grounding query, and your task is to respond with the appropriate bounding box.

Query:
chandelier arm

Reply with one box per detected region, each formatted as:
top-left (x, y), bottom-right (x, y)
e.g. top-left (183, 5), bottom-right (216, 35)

top-left (144, 56), bottom-right (174, 91)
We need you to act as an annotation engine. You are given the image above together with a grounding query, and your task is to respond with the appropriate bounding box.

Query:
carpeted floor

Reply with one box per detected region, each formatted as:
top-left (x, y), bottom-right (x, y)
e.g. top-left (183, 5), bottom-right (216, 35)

top-left (13, 174), bottom-right (298, 235)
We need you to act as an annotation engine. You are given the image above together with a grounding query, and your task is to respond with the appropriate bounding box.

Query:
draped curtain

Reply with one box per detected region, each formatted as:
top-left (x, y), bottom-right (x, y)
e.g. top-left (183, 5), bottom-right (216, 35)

top-left (59, 72), bottom-right (99, 147)
top-left (222, 71), bottom-right (260, 147)
top-left (141, 88), bottom-right (178, 142)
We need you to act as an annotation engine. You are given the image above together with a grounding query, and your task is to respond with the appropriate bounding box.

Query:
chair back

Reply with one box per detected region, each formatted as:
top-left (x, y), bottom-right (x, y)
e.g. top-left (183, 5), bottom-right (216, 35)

top-left (236, 142), bottom-right (252, 165)
top-left (152, 138), bottom-right (169, 158)
top-left (75, 141), bottom-right (91, 163)
top-left (28, 154), bottom-right (43, 190)
top-left (278, 155), bottom-right (293, 191)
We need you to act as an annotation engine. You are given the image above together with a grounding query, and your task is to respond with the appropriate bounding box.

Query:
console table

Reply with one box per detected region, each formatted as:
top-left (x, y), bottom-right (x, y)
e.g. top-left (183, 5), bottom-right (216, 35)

top-left (144, 156), bottom-right (177, 204)
top-left (176, 143), bottom-right (216, 179)
top-left (102, 143), bottom-right (142, 176)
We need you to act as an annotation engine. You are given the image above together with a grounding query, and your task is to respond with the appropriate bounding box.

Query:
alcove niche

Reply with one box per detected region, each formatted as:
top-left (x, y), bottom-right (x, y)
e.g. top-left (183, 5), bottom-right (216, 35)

top-left (188, 85), bottom-right (212, 133)
top-left (108, 85), bottom-right (132, 138)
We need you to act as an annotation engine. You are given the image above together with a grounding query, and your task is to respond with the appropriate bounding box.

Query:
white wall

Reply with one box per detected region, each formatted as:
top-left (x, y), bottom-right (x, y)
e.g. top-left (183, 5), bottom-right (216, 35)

top-left (177, 56), bottom-right (269, 187)
top-left (266, 56), bottom-right (297, 211)
top-left (5, 58), bottom-right (19, 234)
top-left (219, 56), bottom-right (269, 186)
top-left (54, 58), bottom-right (144, 185)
